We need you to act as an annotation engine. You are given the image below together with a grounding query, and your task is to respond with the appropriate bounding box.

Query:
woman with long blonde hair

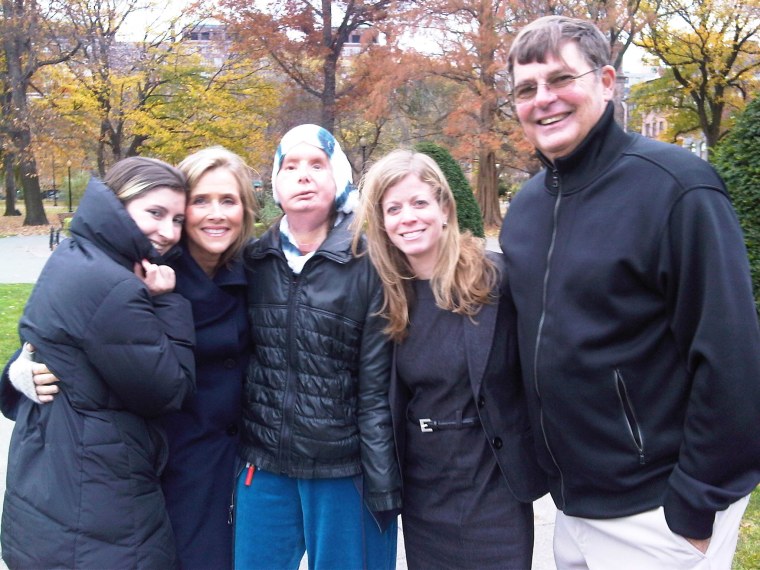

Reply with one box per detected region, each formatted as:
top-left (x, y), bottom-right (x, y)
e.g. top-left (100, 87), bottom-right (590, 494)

top-left (354, 149), bottom-right (547, 568)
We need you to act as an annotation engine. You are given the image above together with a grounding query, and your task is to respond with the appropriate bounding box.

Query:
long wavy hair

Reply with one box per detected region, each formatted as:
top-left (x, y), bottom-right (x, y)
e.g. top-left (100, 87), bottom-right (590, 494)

top-left (353, 149), bottom-right (498, 342)
top-left (178, 146), bottom-right (257, 268)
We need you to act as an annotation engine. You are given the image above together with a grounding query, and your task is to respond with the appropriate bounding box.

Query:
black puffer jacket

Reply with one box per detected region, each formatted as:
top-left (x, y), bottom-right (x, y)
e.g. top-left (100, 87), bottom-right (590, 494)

top-left (1, 179), bottom-right (196, 569)
top-left (240, 215), bottom-right (401, 514)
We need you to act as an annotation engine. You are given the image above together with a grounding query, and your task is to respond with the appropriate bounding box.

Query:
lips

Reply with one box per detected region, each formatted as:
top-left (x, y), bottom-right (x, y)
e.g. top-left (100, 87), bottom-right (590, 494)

top-left (202, 227), bottom-right (228, 237)
top-left (538, 113), bottom-right (569, 126)
top-left (400, 229), bottom-right (424, 240)
top-left (151, 241), bottom-right (170, 254)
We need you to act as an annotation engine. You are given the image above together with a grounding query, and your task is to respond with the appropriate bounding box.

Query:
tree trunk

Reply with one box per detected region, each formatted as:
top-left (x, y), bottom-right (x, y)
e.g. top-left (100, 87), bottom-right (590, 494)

top-left (477, 148), bottom-right (501, 228)
top-left (3, 153), bottom-right (20, 216)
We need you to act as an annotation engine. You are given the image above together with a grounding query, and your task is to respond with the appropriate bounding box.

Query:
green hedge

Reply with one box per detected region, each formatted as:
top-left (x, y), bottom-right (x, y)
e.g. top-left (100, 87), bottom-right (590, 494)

top-left (713, 97), bottom-right (760, 314)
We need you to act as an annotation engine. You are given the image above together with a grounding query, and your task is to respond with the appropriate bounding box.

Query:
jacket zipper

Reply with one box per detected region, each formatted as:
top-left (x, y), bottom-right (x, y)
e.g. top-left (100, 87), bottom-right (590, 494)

top-left (614, 369), bottom-right (646, 464)
top-left (277, 273), bottom-right (302, 470)
top-left (533, 167), bottom-right (567, 508)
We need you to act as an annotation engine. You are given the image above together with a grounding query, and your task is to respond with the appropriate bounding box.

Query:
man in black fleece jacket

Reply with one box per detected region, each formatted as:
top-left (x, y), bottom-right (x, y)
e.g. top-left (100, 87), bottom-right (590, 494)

top-left (499, 15), bottom-right (760, 569)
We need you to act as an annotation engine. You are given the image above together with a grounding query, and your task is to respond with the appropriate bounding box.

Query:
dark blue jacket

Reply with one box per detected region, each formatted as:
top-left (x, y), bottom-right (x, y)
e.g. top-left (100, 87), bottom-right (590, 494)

top-left (500, 103), bottom-right (760, 539)
top-left (1, 179), bottom-right (196, 569)
top-left (159, 248), bottom-right (248, 570)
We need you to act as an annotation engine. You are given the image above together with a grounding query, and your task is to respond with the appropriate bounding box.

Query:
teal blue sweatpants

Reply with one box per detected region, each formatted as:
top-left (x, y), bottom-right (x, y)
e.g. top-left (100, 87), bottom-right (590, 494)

top-left (233, 468), bottom-right (398, 570)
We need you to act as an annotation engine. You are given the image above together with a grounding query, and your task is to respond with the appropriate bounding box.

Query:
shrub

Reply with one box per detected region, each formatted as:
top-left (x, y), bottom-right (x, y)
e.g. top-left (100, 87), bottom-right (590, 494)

top-left (414, 142), bottom-right (485, 238)
top-left (713, 97), bottom-right (760, 314)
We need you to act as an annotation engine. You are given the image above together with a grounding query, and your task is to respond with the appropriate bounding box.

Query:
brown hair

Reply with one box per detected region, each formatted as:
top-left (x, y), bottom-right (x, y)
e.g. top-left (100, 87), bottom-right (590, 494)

top-left (507, 15), bottom-right (611, 77)
top-left (104, 156), bottom-right (186, 203)
top-left (353, 149), bottom-right (498, 342)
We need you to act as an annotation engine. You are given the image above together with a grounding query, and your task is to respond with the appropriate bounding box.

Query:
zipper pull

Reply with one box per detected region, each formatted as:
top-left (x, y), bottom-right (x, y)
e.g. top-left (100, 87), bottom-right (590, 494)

top-left (245, 463), bottom-right (256, 486)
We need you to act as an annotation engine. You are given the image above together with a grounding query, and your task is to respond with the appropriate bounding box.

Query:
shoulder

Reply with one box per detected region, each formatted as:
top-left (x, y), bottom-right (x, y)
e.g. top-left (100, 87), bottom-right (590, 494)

top-left (624, 135), bottom-right (726, 193)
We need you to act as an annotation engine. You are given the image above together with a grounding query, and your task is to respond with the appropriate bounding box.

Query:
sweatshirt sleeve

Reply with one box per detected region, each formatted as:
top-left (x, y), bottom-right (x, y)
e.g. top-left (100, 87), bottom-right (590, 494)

top-left (82, 279), bottom-right (196, 418)
top-left (660, 186), bottom-right (760, 538)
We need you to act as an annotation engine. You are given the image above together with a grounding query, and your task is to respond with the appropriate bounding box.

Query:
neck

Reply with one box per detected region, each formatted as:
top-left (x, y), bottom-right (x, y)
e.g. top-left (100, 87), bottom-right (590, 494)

top-left (286, 214), bottom-right (330, 254)
top-left (410, 258), bottom-right (435, 280)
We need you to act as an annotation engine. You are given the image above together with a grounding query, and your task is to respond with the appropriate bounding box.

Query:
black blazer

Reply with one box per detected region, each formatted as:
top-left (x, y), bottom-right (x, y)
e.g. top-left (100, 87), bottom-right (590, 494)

top-left (390, 253), bottom-right (548, 503)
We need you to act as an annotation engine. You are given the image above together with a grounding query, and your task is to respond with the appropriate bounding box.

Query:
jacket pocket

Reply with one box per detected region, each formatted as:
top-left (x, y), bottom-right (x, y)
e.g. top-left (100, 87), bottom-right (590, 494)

top-left (614, 369), bottom-right (646, 464)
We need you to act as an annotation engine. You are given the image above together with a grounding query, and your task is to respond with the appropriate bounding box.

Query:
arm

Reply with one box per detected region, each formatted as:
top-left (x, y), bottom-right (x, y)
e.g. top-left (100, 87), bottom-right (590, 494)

top-left (356, 268), bottom-right (402, 516)
top-left (82, 278), bottom-right (196, 417)
top-left (1, 348), bottom-right (23, 420)
top-left (660, 187), bottom-right (760, 540)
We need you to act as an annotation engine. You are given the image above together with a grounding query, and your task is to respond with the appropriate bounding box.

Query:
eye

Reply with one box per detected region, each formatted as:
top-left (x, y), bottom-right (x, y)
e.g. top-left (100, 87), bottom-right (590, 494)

top-left (191, 196), bottom-right (207, 205)
top-left (173, 216), bottom-right (185, 226)
top-left (549, 74), bottom-right (576, 89)
top-left (514, 83), bottom-right (537, 101)
top-left (385, 205), bottom-right (400, 215)
top-left (222, 196), bottom-right (238, 205)
top-left (148, 209), bottom-right (162, 218)
top-left (413, 199), bottom-right (428, 208)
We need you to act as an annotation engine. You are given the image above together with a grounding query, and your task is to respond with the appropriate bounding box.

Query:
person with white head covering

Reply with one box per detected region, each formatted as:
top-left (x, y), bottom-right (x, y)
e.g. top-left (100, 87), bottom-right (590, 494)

top-left (235, 124), bottom-right (401, 569)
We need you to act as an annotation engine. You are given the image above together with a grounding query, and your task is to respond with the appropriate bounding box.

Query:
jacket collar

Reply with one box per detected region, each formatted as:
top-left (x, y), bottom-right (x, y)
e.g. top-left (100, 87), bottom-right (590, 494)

top-left (539, 102), bottom-right (633, 195)
top-left (251, 213), bottom-right (355, 265)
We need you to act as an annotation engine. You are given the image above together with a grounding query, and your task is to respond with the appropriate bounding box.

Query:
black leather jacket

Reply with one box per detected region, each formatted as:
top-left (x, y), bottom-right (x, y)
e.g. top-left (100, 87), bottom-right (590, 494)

top-left (240, 215), bottom-right (401, 514)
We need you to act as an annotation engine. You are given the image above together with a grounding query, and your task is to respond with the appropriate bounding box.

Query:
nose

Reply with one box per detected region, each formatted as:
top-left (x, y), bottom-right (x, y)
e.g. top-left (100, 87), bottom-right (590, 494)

top-left (398, 204), bottom-right (416, 224)
top-left (296, 162), bottom-right (311, 181)
top-left (533, 82), bottom-right (557, 106)
top-left (209, 200), bottom-right (224, 219)
top-left (157, 217), bottom-right (176, 242)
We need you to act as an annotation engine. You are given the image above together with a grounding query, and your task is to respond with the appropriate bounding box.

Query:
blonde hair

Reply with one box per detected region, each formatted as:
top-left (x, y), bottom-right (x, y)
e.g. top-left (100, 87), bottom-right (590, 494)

top-left (354, 149), bottom-right (498, 342)
top-left (178, 146), bottom-right (257, 268)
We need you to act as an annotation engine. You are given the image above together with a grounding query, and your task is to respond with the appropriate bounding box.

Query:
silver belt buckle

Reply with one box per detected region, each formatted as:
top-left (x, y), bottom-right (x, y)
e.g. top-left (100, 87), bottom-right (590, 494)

top-left (419, 418), bottom-right (433, 432)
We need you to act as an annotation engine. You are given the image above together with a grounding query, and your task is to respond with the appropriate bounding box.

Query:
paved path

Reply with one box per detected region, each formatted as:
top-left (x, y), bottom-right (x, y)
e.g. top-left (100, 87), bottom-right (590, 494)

top-left (0, 234), bottom-right (558, 569)
top-left (0, 234), bottom-right (52, 283)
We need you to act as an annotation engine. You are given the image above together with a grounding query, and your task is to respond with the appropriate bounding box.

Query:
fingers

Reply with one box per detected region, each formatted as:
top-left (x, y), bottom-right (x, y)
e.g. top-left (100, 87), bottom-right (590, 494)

top-left (33, 371), bottom-right (58, 386)
top-left (31, 362), bottom-right (52, 376)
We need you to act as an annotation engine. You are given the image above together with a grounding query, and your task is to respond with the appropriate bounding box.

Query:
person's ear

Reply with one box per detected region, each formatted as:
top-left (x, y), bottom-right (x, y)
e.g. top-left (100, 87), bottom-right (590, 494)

top-left (601, 65), bottom-right (616, 102)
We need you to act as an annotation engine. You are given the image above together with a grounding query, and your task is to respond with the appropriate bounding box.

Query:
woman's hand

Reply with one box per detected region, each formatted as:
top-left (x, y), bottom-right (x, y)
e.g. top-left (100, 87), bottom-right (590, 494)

top-left (133, 259), bottom-right (176, 296)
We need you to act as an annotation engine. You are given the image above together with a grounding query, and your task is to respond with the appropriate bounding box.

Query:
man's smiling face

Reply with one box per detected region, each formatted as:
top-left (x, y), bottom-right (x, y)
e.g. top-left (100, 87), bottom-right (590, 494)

top-left (512, 41), bottom-right (615, 162)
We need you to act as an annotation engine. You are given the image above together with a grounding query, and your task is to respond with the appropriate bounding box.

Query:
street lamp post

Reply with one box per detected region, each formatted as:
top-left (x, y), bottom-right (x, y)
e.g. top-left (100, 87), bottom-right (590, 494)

top-left (359, 136), bottom-right (367, 175)
top-left (51, 157), bottom-right (58, 206)
top-left (66, 160), bottom-right (73, 212)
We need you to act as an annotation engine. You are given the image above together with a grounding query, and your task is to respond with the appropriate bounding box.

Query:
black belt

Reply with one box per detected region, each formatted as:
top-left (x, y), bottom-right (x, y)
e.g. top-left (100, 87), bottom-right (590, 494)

top-left (415, 416), bottom-right (480, 433)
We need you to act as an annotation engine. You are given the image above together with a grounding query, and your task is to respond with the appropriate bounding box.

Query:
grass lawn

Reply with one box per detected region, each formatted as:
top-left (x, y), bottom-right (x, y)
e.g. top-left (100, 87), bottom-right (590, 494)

top-left (0, 284), bottom-right (33, 363)
top-left (0, 283), bottom-right (757, 566)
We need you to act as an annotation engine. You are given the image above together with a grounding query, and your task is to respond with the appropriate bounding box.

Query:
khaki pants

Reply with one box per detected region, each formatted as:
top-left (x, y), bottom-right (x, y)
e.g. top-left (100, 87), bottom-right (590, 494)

top-left (553, 495), bottom-right (750, 570)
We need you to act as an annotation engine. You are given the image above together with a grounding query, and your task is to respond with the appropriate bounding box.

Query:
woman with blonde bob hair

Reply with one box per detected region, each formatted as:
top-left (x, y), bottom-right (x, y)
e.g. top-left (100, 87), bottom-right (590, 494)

top-left (354, 148), bottom-right (547, 569)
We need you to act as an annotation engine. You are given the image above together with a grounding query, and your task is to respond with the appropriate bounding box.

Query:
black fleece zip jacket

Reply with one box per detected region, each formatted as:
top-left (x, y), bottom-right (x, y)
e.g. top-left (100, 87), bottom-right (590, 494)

top-left (500, 103), bottom-right (760, 539)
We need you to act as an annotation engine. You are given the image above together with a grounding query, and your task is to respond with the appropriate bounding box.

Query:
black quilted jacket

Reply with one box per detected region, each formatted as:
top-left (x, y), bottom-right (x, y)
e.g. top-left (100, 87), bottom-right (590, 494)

top-left (240, 215), bottom-right (401, 515)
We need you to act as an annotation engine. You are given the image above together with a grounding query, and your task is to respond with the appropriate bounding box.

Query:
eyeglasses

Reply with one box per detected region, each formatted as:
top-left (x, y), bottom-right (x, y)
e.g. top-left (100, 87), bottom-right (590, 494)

top-left (512, 68), bottom-right (601, 103)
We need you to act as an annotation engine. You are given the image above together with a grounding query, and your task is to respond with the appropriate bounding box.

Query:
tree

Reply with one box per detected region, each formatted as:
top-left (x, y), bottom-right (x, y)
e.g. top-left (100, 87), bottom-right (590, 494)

top-left (58, 0), bottom-right (187, 175)
top-left (1, 0), bottom-right (78, 224)
top-left (415, 141), bottom-right (484, 237)
top-left (218, 0), bottom-right (408, 133)
top-left (404, 0), bottom-right (514, 229)
top-left (713, 95), bottom-right (760, 313)
top-left (637, 0), bottom-right (760, 152)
